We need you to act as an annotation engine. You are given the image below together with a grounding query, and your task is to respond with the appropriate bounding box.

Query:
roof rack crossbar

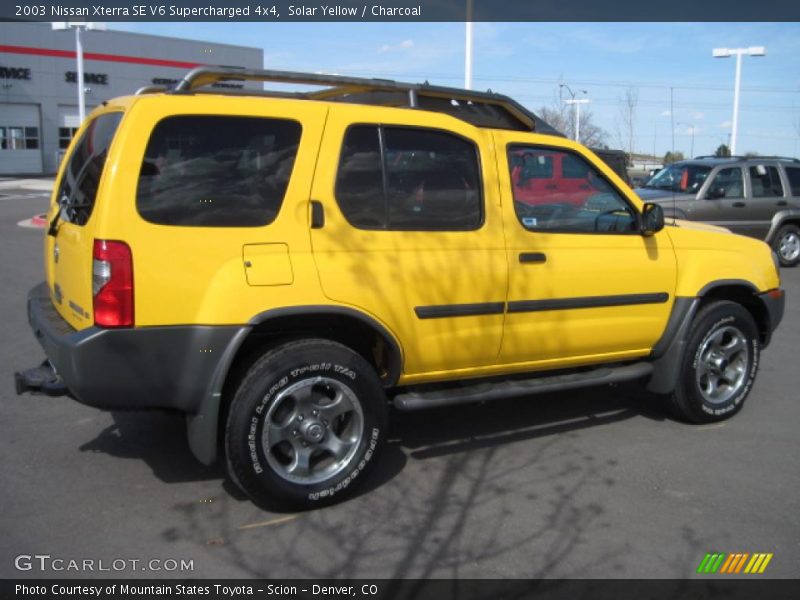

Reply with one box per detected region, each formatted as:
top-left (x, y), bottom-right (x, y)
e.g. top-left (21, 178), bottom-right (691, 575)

top-left (170, 66), bottom-right (560, 134)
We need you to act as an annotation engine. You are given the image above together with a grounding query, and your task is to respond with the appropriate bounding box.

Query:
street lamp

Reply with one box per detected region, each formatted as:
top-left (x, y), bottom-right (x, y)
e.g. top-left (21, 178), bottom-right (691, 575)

top-left (464, 0), bottom-right (473, 89)
top-left (677, 121), bottom-right (695, 158)
top-left (712, 46), bottom-right (765, 156)
top-left (52, 22), bottom-right (106, 124)
top-left (559, 84), bottom-right (589, 143)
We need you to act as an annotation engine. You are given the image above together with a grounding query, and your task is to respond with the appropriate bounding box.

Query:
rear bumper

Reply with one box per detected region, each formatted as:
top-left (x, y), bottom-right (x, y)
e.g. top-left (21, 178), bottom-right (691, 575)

top-left (27, 282), bottom-right (246, 412)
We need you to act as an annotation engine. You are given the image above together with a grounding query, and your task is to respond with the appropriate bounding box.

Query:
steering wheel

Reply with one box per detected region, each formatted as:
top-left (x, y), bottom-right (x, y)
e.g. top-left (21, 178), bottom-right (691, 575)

top-left (594, 209), bottom-right (630, 232)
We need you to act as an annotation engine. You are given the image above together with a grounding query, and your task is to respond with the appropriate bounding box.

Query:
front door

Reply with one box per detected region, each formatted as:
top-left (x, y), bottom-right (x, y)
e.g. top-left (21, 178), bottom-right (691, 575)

top-left (495, 134), bottom-right (677, 367)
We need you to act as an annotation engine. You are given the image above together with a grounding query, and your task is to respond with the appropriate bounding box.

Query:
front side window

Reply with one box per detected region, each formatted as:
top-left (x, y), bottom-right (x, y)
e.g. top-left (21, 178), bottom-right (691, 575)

top-left (56, 112), bottom-right (123, 226)
top-left (706, 167), bottom-right (744, 199)
top-left (335, 125), bottom-right (482, 231)
top-left (508, 146), bottom-right (637, 234)
top-left (136, 116), bottom-right (302, 227)
top-left (749, 165), bottom-right (783, 197)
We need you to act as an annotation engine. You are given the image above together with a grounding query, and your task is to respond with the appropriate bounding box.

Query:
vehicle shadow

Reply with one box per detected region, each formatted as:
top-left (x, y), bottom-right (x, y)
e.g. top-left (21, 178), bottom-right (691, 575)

top-left (78, 380), bottom-right (666, 494)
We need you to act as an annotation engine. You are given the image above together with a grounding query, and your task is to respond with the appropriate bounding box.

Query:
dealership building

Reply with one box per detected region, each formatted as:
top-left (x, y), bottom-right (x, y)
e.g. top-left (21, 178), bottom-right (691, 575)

top-left (0, 22), bottom-right (263, 175)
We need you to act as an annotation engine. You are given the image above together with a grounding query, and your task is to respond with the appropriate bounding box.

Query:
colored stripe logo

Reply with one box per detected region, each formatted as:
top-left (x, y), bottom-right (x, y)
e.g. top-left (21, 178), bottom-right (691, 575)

top-left (697, 552), bottom-right (773, 574)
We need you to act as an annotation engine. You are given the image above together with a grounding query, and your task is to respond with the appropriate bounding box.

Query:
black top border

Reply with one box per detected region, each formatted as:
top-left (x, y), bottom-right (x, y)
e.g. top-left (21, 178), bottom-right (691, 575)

top-left (2, 0), bottom-right (799, 22)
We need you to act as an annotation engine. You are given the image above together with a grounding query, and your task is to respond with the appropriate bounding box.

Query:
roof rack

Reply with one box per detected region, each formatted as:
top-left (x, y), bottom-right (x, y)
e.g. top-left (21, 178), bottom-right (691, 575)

top-left (152, 66), bottom-right (563, 135)
top-left (692, 155), bottom-right (799, 162)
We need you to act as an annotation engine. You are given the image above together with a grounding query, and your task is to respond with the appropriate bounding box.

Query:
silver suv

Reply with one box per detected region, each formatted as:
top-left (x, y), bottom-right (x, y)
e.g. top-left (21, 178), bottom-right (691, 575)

top-left (636, 156), bottom-right (800, 267)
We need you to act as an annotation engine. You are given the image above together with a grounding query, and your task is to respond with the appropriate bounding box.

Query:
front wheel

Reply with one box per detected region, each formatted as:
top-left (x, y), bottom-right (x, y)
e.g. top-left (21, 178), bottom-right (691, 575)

top-left (225, 339), bottom-right (388, 510)
top-left (772, 224), bottom-right (800, 267)
top-left (668, 300), bottom-right (760, 423)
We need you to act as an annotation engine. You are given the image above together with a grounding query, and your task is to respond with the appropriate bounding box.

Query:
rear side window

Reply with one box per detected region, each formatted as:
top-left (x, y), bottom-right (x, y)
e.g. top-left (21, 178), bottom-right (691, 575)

top-left (56, 112), bottom-right (122, 226)
top-left (336, 125), bottom-right (482, 231)
top-left (786, 167), bottom-right (800, 196)
top-left (137, 116), bottom-right (301, 227)
top-left (749, 165), bottom-right (783, 198)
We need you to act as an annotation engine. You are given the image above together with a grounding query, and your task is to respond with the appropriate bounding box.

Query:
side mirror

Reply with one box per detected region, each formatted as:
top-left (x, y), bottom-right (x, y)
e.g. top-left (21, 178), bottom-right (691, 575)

top-left (706, 187), bottom-right (726, 199)
top-left (641, 202), bottom-right (665, 236)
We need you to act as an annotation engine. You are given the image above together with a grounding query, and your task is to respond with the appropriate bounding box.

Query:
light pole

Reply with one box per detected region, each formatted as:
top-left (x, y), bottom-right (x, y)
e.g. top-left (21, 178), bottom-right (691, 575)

top-left (464, 0), bottom-right (473, 89)
top-left (677, 121), bottom-right (695, 158)
top-left (52, 22), bottom-right (106, 124)
top-left (559, 84), bottom-right (589, 143)
top-left (712, 46), bottom-right (765, 156)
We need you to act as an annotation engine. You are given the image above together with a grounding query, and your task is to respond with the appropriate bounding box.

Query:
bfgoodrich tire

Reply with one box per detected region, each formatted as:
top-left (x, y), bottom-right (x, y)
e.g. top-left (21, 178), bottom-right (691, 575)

top-left (225, 339), bottom-right (388, 510)
top-left (668, 300), bottom-right (759, 424)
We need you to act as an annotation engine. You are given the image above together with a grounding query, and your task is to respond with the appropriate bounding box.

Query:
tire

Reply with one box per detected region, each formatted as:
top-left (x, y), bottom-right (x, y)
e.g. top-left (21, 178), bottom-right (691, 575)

top-left (225, 339), bottom-right (388, 510)
top-left (772, 224), bottom-right (800, 268)
top-left (668, 300), bottom-right (759, 424)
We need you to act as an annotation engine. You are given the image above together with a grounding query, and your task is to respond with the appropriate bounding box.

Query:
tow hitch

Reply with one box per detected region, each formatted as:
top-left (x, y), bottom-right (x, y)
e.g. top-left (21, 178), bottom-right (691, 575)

top-left (14, 360), bottom-right (69, 397)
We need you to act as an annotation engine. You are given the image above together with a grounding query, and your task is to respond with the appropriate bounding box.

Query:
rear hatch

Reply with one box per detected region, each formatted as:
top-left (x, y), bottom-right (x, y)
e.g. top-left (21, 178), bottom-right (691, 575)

top-left (44, 110), bottom-right (124, 330)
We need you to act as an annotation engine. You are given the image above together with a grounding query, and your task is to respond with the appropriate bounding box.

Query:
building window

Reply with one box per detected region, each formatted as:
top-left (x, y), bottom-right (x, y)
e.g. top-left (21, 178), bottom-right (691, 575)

top-left (0, 125), bottom-right (39, 150)
top-left (59, 127), bottom-right (79, 149)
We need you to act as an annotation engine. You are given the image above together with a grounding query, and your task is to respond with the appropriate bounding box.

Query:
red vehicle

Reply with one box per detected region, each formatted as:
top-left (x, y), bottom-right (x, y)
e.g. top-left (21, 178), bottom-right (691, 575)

top-left (510, 148), bottom-right (599, 206)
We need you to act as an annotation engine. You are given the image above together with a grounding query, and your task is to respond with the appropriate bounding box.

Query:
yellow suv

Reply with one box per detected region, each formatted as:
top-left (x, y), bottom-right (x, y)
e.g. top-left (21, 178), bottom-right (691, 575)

top-left (15, 68), bottom-right (785, 509)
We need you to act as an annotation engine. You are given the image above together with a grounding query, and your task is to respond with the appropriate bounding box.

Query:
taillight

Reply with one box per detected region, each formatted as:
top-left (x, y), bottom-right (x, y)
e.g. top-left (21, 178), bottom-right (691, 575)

top-left (92, 239), bottom-right (134, 328)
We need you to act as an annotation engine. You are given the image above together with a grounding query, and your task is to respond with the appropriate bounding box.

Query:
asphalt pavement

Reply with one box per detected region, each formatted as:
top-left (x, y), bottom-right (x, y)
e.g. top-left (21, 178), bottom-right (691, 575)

top-left (1, 187), bottom-right (798, 579)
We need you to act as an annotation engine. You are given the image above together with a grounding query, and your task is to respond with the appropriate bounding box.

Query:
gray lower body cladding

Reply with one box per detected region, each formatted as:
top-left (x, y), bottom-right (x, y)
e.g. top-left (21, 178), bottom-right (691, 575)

top-left (26, 282), bottom-right (246, 413)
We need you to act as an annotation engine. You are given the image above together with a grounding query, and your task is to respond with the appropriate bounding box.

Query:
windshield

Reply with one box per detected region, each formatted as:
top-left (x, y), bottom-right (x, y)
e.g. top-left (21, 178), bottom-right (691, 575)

top-left (645, 163), bottom-right (711, 193)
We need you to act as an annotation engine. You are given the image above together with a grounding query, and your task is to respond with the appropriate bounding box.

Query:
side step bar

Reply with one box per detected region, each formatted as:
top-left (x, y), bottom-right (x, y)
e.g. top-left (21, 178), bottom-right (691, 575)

top-left (393, 362), bottom-right (653, 411)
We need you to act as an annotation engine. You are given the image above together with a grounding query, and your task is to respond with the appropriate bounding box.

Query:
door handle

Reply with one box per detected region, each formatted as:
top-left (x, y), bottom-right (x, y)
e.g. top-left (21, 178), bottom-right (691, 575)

top-left (732, 202), bottom-right (745, 207)
top-left (545, 184), bottom-right (557, 190)
top-left (519, 252), bottom-right (547, 264)
top-left (310, 200), bottom-right (325, 229)
top-left (777, 200), bottom-right (788, 206)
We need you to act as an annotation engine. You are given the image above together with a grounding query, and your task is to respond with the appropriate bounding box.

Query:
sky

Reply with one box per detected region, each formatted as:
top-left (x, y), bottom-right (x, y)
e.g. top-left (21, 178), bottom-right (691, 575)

top-left (110, 21), bottom-right (800, 158)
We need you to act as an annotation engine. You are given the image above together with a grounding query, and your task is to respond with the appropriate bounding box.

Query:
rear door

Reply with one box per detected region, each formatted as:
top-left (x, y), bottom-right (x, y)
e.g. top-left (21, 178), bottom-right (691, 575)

top-left (45, 110), bottom-right (123, 330)
top-left (310, 105), bottom-right (507, 379)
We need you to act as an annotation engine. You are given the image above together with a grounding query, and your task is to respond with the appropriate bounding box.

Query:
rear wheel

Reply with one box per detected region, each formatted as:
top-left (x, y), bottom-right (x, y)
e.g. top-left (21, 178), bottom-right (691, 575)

top-left (225, 339), bottom-right (387, 509)
top-left (668, 300), bottom-right (759, 423)
top-left (772, 224), bottom-right (800, 267)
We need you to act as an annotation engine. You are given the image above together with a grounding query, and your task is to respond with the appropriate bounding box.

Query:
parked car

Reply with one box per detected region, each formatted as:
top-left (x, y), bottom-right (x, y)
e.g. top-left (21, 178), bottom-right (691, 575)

top-left (636, 156), bottom-right (800, 266)
top-left (15, 68), bottom-right (784, 509)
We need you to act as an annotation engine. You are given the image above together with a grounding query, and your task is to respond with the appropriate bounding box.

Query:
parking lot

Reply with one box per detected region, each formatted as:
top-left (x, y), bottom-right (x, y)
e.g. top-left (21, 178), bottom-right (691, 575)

top-left (1, 185), bottom-right (798, 579)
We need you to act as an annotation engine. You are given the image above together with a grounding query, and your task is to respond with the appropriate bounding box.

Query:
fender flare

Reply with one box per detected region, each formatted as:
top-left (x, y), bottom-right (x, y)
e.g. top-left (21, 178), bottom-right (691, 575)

top-left (765, 209), bottom-right (800, 245)
top-left (186, 305), bottom-right (403, 465)
top-left (646, 280), bottom-right (760, 395)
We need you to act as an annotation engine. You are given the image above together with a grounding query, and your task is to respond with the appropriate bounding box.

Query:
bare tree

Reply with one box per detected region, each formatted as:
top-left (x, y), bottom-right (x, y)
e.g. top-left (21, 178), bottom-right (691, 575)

top-left (538, 90), bottom-right (608, 148)
top-left (616, 86), bottom-right (639, 157)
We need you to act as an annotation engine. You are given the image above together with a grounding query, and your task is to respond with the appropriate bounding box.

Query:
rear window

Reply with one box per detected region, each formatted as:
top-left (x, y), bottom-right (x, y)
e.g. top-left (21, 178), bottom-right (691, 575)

top-left (784, 167), bottom-right (800, 196)
top-left (136, 116), bottom-right (302, 227)
top-left (56, 112), bottom-right (122, 226)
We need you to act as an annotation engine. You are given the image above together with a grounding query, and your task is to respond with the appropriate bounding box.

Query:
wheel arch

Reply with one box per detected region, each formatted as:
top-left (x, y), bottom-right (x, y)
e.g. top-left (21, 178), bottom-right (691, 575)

top-left (186, 306), bottom-right (403, 466)
top-left (647, 279), bottom-right (771, 394)
top-left (765, 209), bottom-right (800, 245)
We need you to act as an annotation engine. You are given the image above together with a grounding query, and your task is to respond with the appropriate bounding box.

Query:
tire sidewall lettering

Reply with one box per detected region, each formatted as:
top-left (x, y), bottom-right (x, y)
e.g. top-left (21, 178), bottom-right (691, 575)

top-left (246, 361), bottom-right (370, 488)
top-left (692, 315), bottom-right (758, 416)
